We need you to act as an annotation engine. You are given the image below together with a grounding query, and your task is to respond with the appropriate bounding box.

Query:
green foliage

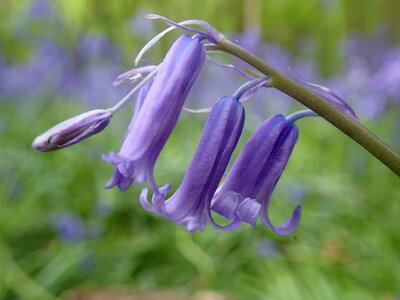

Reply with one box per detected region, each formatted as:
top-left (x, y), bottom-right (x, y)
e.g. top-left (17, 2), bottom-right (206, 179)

top-left (1, 1), bottom-right (400, 299)
top-left (1, 99), bottom-right (399, 299)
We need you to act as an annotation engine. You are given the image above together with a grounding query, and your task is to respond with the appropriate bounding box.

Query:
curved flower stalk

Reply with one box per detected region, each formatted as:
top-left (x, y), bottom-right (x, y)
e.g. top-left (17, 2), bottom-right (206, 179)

top-left (217, 33), bottom-right (400, 176)
top-left (32, 14), bottom-right (400, 237)
top-left (135, 14), bottom-right (224, 65)
top-left (103, 34), bottom-right (206, 190)
top-left (212, 113), bottom-right (313, 235)
top-left (140, 96), bottom-right (245, 232)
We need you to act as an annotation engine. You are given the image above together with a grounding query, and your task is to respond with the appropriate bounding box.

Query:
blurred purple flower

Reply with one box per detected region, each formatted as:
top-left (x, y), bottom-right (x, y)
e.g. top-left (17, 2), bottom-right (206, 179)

top-left (51, 34), bottom-right (125, 106)
top-left (256, 239), bottom-right (278, 258)
top-left (80, 64), bottom-right (125, 105)
top-left (51, 213), bottom-right (85, 243)
top-left (374, 48), bottom-right (400, 101)
top-left (29, 0), bottom-right (53, 20)
top-left (288, 183), bottom-right (307, 203)
top-left (189, 61), bottom-right (243, 108)
top-left (128, 11), bottom-right (156, 38)
top-left (2, 39), bottom-right (66, 100)
top-left (78, 35), bottom-right (121, 62)
top-left (234, 27), bottom-right (262, 55)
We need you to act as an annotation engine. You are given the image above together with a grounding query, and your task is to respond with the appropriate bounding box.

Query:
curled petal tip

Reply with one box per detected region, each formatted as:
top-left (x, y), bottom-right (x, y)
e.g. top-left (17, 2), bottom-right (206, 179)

top-left (268, 205), bottom-right (302, 236)
top-left (236, 198), bottom-right (261, 227)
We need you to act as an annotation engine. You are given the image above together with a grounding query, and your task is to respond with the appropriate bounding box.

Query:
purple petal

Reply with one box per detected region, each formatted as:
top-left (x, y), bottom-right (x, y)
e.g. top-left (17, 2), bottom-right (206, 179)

top-left (261, 205), bottom-right (302, 236)
top-left (297, 78), bottom-right (358, 120)
top-left (145, 14), bottom-right (224, 43)
top-left (214, 114), bottom-right (302, 235)
top-left (211, 191), bottom-right (241, 220)
top-left (140, 96), bottom-right (245, 232)
top-left (236, 198), bottom-right (261, 227)
top-left (104, 168), bottom-right (133, 191)
top-left (32, 109), bottom-right (112, 151)
top-left (217, 115), bottom-right (288, 198)
top-left (105, 35), bottom-right (206, 190)
top-left (134, 16), bottom-right (222, 65)
top-left (256, 123), bottom-right (300, 235)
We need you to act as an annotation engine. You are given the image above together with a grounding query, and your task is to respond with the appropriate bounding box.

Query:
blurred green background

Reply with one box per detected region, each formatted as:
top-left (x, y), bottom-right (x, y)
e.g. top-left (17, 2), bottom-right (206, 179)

top-left (1, 0), bottom-right (399, 299)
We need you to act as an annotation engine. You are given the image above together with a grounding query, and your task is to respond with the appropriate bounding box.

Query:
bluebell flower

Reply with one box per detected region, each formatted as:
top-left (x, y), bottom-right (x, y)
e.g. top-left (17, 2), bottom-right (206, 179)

top-left (28, 0), bottom-right (53, 20)
top-left (104, 79), bottom-right (153, 190)
top-left (140, 96), bottom-right (245, 232)
top-left (256, 239), bottom-right (279, 258)
top-left (211, 114), bottom-right (302, 235)
top-left (51, 213), bottom-right (85, 243)
top-left (103, 34), bottom-right (206, 190)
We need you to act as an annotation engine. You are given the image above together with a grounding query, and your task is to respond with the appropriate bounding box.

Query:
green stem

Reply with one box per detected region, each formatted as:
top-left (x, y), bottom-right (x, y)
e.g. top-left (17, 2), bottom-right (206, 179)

top-left (217, 38), bottom-right (400, 177)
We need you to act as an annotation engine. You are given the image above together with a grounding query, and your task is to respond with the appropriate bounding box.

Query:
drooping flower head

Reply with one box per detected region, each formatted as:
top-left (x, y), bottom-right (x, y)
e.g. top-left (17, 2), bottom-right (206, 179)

top-left (103, 79), bottom-right (153, 191)
top-left (212, 110), bottom-right (316, 235)
top-left (139, 78), bottom-right (267, 232)
top-left (140, 96), bottom-right (245, 232)
top-left (103, 34), bottom-right (207, 190)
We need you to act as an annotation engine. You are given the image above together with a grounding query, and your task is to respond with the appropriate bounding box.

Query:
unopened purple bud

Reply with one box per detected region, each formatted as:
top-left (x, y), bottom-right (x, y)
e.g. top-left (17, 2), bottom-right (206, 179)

top-left (140, 96), bottom-right (245, 232)
top-left (103, 34), bottom-right (206, 190)
top-left (212, 114), bottom-right (300, 235)
top-left (32, 109), bottom-right (112, 152)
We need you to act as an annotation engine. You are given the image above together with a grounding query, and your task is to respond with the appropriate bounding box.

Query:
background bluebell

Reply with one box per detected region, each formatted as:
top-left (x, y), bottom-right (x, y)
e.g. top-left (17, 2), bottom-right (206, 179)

top-left (1, 0), bottom-right (399, 299)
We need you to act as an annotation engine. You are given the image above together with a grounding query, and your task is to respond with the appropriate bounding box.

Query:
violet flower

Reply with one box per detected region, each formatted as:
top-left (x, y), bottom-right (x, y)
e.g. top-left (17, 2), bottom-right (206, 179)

top-left (104, 79), bottom-right (153, 190)
top-left (32, 109), bottom-right (112, 151)
top-left (51, 213), bottom-right (85, 243)
top-left (140, 96), bottom-right (245, 232)
top-left (103, 34), bottom-right (206, 190)
top-left (212, 113), bottom-right (308, 235)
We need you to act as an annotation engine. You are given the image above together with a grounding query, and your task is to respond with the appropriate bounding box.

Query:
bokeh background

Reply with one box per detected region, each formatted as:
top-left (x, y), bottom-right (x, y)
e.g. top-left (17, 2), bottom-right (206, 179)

top-left (1, 0), bottom-right (399, 299)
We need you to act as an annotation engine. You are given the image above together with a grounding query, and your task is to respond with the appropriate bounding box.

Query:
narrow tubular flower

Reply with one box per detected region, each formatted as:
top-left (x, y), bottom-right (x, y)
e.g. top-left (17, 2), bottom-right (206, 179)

top-left (140, 96), bottom-right (245, 232)
top-left (103, 34), bottom-right (206, 190)
top-left (212, 114), bottom-right (300, 235)
top-left (104, 80), bottom-right (153, 191)
top-left (32, 109), bottom-right (112, 152)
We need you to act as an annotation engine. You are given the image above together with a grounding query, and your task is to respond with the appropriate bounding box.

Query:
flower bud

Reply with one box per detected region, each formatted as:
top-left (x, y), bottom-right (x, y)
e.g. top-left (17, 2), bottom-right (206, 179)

top-left (32, 109), bottom-right (112, 151)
